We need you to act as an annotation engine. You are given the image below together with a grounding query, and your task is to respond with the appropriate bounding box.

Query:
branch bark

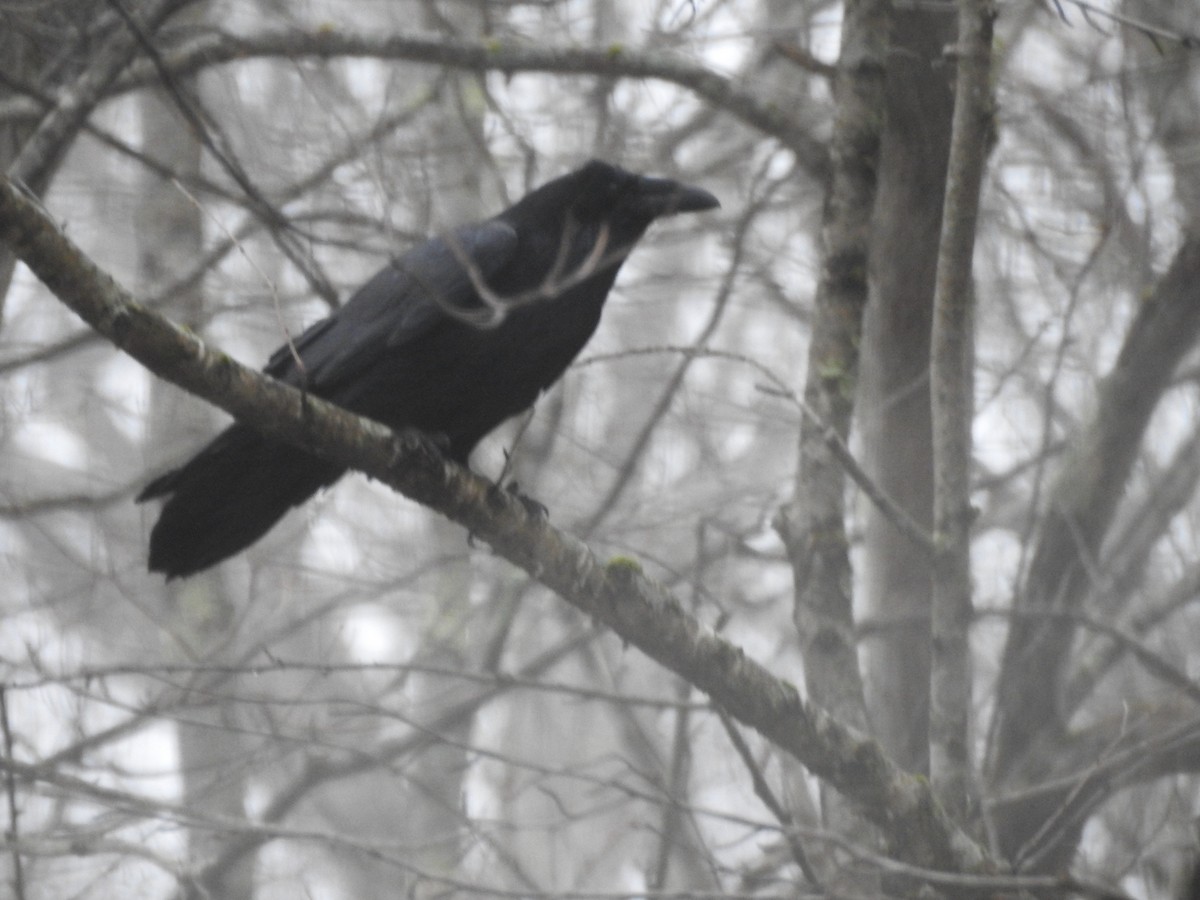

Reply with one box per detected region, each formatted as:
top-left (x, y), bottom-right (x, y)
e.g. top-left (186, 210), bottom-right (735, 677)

top-left (769, 1), bottom-right (892, 883)
top-left (777, 0), bottom-right (890, 736)
top-left (928, 0), bottom-right (995, 816)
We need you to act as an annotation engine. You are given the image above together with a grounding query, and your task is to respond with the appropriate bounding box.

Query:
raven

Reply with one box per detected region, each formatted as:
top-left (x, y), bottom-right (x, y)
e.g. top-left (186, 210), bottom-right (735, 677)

top-left (138, 160), bottom-right (718, 578)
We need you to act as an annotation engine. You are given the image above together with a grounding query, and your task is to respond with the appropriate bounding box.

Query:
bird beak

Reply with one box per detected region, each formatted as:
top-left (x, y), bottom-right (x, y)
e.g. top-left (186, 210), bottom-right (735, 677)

top-left (633, 175), bottom-right (720, 218)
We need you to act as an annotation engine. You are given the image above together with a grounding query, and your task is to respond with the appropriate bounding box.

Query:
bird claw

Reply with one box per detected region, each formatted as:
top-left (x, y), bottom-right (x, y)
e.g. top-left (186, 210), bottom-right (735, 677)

top-left (467, 482), bottom-right (548, 549)
top-left (485, 479), bottom-right (549, 521)
top-left (505, 480), bottom-right (549, 521)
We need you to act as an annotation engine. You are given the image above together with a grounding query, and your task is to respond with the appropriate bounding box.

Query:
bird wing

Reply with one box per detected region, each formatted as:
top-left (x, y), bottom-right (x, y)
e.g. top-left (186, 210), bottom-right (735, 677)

top-left (264, 219), bottom-right (518, 391)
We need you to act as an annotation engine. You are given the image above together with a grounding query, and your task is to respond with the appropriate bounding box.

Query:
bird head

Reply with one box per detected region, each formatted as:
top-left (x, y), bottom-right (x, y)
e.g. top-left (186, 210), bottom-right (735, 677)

top-left (492, 160), bottom-right (718, 303)
top-left (567, 159), bottom-right (719, 232)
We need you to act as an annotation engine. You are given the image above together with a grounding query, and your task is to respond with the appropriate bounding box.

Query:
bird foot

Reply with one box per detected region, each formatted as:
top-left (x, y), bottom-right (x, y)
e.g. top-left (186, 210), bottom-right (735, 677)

top-left (483, 479), bottom-right (549, 521)
top-left (504, 480), bottom-right (549, 521)
top-left (468, 481), bottom-right (549, 549)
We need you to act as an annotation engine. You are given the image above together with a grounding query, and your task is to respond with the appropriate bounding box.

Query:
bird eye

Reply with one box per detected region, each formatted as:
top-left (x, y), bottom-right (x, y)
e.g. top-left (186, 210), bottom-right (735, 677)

top-left (605, 177), bottom-right (631, 204)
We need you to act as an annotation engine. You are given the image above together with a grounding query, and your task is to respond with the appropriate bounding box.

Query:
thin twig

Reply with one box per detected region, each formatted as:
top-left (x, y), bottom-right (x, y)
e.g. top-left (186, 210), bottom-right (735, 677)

top-left (0, 687), bottom-right (26, 900)
top-left (104, 0), bottom-right (338, 306)
top-left (717, 709), bottom-right (822, 889)
top-left (435, 220), bottom-right (619, 328)
top-left (1049, 0), bottom-right (1199, 49)
top-left (578, 344), bottom-right (937, 557)
top-left (168, 178), bottom-right (302, 377)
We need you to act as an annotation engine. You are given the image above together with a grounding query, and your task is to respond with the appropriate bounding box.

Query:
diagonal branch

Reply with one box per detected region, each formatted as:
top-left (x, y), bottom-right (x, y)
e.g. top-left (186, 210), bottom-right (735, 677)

top-left (990, 231), bottom-right (1200, 791)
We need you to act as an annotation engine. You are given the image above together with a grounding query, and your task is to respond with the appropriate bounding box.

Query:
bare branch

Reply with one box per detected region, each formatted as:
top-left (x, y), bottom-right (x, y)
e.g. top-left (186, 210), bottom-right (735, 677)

top-left (0, 688), bottom-right (26, 900)
top-left (991, 232), bottom-right (1200, 785)
top-left (434, 219), bottom-right (616, 328)
top-left (927, 0), bottom-right (995, 816)
top-left (717, 710), bottom-right (822, 889)
top-left (6, 0), bottom-right (196, 190)
top-left (107, 27), bottom-right (829, 181)
top-left (580, 343), bottom-right (936, 557)
top-left (1047, 0), bottom-right (1200, 49)
top-left (776, 0), bottom-right (890, 742)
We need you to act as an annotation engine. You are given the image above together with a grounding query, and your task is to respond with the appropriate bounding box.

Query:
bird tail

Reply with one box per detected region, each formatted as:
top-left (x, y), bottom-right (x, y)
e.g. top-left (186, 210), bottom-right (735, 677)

top-left (138, 424), bottom-right (344, 579)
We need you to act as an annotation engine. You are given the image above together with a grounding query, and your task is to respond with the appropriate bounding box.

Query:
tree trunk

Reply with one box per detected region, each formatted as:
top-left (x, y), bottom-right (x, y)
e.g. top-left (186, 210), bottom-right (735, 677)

top-left (858, 8), bottom-right (955, 775)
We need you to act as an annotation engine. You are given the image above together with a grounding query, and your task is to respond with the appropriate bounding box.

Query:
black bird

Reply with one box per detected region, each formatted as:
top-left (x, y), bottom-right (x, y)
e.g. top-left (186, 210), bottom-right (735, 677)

top-left (138, 160), bottom-right (718, 578)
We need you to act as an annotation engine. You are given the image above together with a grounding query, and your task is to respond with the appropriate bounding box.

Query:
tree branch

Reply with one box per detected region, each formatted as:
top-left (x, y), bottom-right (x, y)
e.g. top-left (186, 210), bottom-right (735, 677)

top-left (990, 231), bottom-right (1200, 791)
top-left (107, 27), bottom-right (830, 180)
top-left (776, 0), bottom-right (890, 737)
top-left (928, 0), bottom-right (995, 816)
top-left (6, 0), bottom-right (195, 189)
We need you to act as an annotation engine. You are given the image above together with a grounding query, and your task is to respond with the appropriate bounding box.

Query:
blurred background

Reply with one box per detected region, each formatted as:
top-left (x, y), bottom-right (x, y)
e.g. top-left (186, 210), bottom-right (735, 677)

top-left (2, 0), bottom-right (1199, 897)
